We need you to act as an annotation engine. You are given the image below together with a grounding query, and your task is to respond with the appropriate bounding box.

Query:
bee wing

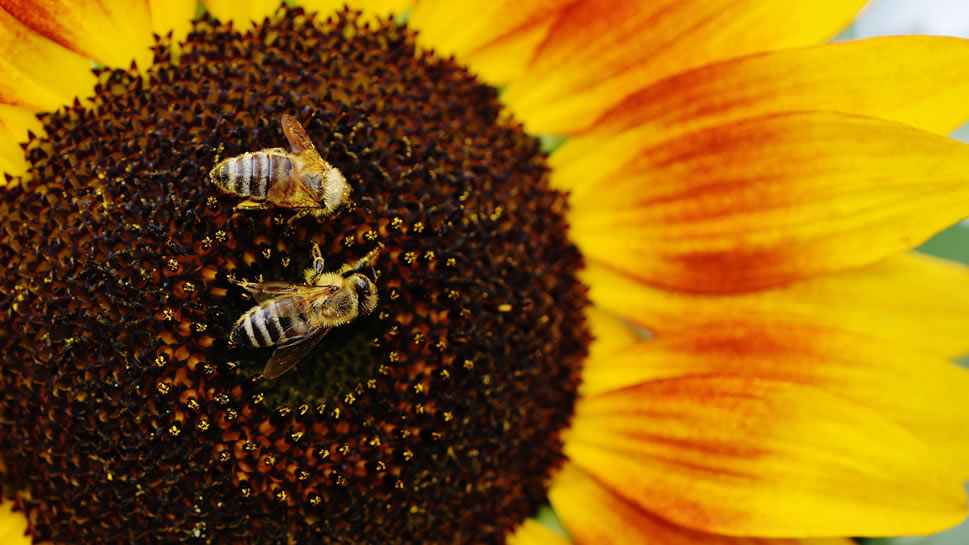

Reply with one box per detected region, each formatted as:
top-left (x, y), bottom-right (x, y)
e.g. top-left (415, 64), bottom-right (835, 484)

top-left (281, 114), bottom-right (323, 162)
top-left (232, 280), bottom-right (318, 303)
top-left (265, 285), bottom-right (341, 320)
top-left (263, 327), bottom-right (331, 379)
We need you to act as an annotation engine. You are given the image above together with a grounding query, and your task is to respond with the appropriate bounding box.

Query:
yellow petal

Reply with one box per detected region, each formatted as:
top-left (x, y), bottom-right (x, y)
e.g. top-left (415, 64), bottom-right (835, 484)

top-left (0, 7), bottom-right (95, 110)
top-left (0, 501), bottom-right (29, 545)
top-left (501, 0), bottom-right (867, 135)
top-left (148, 0), bottom-right (199, 47)
top-left (554, 36), bottom-right (969, 197)
top-left (0, 0), bottom-right (157, 69)
top-left (583, 253), bottom-right (969, 359)
top-left (550, 462), bottom-right (853, 545)
top-left (301, 0), bottom-right (412, 20)
top-left (409, 0), bottom-right (564, 85)
top-left (507, 518), bottom-right (571, 545)
top-left (0, 104), bottom-right (42, 179)
top-left (579, 318), bottom-right (969, 478)
top-left (568, 111), bottom-right (969, 294)
top-left (565, 375), bottom-right (967, 537)
top-left (201, 0), bottom-right (281, 28)
top-left (585, 306), bottom-right (642, 362)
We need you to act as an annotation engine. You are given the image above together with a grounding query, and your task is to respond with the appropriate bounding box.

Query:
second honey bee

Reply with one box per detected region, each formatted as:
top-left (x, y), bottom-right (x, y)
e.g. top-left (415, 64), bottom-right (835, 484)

top-left (230, 244), bottom-right (381, 379)
top-left (209, 114), bottom-right (351, 221)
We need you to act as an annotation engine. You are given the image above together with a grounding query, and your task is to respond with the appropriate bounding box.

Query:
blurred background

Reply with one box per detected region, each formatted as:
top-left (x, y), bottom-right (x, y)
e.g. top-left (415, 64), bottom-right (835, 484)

top-left (842, 4), bottom-right (969, 545)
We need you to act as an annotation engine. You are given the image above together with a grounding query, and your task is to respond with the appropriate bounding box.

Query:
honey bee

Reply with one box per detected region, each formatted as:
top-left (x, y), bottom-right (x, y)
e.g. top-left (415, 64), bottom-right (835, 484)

top-left (229, 244), bottom-right (381, 379)
top-left (209, 114), bottom-right (350, 221)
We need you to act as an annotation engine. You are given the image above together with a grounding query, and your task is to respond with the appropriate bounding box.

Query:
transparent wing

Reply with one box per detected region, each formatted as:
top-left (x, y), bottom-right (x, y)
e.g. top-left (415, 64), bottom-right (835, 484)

top-left (281, 114), bottom-right (323, 161)
top-left (263, 327), bottom-right (331, 379)
top-left (233, 280), bottom-right (337, 304)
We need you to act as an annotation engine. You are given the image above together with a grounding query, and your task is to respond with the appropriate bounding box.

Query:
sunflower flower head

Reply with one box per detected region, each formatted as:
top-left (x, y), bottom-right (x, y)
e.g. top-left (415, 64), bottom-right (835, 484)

top-left (4, 2), bottom-right (969, 545)
top-left (1, 6), bottom-right (588, 543)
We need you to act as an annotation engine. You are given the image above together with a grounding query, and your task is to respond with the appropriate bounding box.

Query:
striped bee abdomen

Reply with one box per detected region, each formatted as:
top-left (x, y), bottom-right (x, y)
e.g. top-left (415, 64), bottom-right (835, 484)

top-left (209, 150), bottom-right (293, 201)
top-left (231, 302), bottom-right (310, 347)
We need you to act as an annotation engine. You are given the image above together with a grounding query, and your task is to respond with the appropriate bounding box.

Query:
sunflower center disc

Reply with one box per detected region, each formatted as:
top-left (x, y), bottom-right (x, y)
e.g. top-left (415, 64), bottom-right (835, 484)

top-left (0, 7), bottom-right (589, 544)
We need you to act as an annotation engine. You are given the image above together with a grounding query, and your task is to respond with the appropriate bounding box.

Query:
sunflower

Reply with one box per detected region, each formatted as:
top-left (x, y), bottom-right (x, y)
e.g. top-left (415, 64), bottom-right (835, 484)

top-left (2, 1), bottom-right (969, 544)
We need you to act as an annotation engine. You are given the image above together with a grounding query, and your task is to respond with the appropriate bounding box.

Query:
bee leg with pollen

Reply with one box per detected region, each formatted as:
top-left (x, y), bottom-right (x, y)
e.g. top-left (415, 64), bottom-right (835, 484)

top-left (233, 199), bottom-right (273, 212)
top-left (305, 243), bottom-right (326, 284)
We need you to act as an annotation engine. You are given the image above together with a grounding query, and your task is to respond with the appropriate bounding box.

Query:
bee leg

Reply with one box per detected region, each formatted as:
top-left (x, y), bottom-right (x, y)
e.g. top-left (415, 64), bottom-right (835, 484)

top-left (234, 200), bottom-right (272, 212)
top-left (305, 243), bottom-right (326, 284)
top-left (286, 209), bottom-right (312, 225)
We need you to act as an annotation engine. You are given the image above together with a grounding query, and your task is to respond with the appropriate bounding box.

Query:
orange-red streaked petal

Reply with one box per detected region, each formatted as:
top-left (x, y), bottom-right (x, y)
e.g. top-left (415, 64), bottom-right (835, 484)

top-left (579, 318), bottom-right (969, 478)
top-left (0, 104), bottom-right (42, 178)
top-left (507, 518), bottom-right (571, 545)
top-left (0, 0), bottom-right (159, 69)
top-left (553, 36), bottom-right (969, 197)
top-left (0, 7), bottom-right (94, 110)
top-left (565, 375), bottom-right (968, 537)
top-left (0, 501), bottom-right (29, 545)
top-left (550, 462), bottom-right (853, 545)
top-left (583, 253), bottom-right (969, 359)
top-left (568, 111), bottom-right (969, 294)
top-left (201, 0), bottom-right (281, 28)
top-left (409, 0), bottom-right (565, 85)
top-left (301, 0), bottom-right (413, 20)
top-left (501, 0), bottom-right (867, 135)
top-left (147, 0), bottom-right (198, 47)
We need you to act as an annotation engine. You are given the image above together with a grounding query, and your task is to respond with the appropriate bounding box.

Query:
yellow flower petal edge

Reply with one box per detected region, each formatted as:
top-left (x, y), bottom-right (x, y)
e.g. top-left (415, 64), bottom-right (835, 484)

top-left (0, 104), bottom-right (43, 178)
top-left (302, 0), bottom-right (413, 20)
top-left (568, 111), bottom-right (969, 294)
top-left (553, 36), bottom-right (969, 197)
top-left (550, 462), bottom-right (854, 545)
top-left (582, 253), bottom-right (969, 359)
top-left (585, 306), bottom-right (642, 361)
top-left (501, 0), bottom-right (867, 135)
top-left (579, 318), bottom-right (969, 478)
top-left (0, 501), bottom-right (29, 545)
top-left (148, 0), bottom-right (199, 47)
top-left (409, 0), bottom-right (563, 85)
top-left (201, 0), bottom-right (284, 28)
top-left (507, 518), bottom-right (571, 545)
top-left (565, 375), bottom-right (968, 537)
top-left (0, 0), bottom-right (164, 69)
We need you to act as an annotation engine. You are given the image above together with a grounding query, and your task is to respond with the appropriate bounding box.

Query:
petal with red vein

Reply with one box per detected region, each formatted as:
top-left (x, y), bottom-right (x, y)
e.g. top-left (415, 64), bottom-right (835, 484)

top-left (569, 111), bottom-right (969, 294)
top-left (0, 8), bottom-right (94, 110)
top-left (565, 375), bottom-right (968, 537)
top-left (553, 36), bottom-right (969, 197)
top-left (202, 0), bottom-right (280, 28)
top-left (579, 318), bottom-right (969, 478)
top-left (0, 0), bottom-right (158, 69)
top-left (409, 0), bottom-right (565, 85)
top-left (583, 251), bottom-right (969, 359)
top-left (0, 501), bottom-right (29, 545)
top-left (502, 0), bottom-right (867, 134)
top-left (550, 462), bottom-right (852, 545)
top-left (507, 518), bottom-right (571, 545)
